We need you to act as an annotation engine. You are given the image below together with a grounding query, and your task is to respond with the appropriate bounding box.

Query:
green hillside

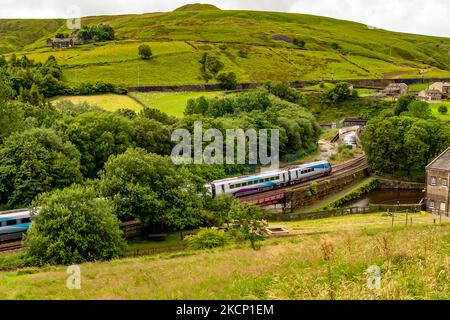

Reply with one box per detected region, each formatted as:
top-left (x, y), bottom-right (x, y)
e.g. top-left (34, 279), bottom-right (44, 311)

top-left (3, 4), bottom-right (450, 86)
top-left (0, 19), bottom-right (64, 54)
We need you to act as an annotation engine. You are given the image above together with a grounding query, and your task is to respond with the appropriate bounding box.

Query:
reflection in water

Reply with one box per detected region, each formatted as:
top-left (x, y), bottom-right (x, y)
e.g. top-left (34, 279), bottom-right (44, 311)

top-left (344, 189), bottom-right (425, 208)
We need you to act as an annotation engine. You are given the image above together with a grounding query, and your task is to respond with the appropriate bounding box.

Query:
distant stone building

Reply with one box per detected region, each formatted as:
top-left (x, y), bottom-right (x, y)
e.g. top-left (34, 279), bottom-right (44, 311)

top-left (429, 82), bottom-right (450, 96)
top-left (47, 35), bottom-right (78, 49)
top-left (384, 83), bottom-right (408, 97)
top-left (418, 89), bottom-right (442, 102)
top-left (426, 147), bottom-right (450, 217)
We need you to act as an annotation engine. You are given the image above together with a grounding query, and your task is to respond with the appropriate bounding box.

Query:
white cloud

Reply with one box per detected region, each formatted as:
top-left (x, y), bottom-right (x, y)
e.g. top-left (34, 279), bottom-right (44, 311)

top-left (0, 0), bottom-right (449, 37)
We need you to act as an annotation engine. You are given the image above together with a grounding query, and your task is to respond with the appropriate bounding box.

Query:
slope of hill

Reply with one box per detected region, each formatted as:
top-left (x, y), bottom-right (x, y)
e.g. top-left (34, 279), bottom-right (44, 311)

top-left (0, 19), bottom-right (64, 54)
top-left (1, 213), bottom-right (449, 299)
top-left (173, 3), bottom-right (221, 11)
top-left (2, 5), bottom-right (450, 86)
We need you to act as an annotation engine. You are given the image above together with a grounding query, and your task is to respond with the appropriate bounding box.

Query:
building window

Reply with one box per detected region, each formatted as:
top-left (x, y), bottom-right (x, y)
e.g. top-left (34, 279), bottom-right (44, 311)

top-left (430, 177), bottom-right (437, 186)
top-left (442, 179), bottom-right (448, 187)
top-left (429, 200), bottom-right (435, 209)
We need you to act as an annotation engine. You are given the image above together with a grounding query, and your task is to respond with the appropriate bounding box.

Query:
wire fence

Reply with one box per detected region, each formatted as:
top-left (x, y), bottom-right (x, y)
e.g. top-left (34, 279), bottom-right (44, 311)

top-left (269, 204), bottom-right (422, 222)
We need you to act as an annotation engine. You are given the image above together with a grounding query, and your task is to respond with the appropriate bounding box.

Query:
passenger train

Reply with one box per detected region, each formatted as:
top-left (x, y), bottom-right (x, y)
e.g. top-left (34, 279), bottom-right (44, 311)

top-left (0, 209), bottom-right (32, 242)
top-left (0, 161), bottom-right (332, 241)
top-left (205, 160), bottom-right (332, 198)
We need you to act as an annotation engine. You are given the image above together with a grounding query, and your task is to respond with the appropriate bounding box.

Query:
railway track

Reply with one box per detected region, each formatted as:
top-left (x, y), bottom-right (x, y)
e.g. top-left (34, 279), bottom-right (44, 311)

top-left (0, 241), bottom-right (22, 253)
top-left (241, 156), bottom-right (368, 204)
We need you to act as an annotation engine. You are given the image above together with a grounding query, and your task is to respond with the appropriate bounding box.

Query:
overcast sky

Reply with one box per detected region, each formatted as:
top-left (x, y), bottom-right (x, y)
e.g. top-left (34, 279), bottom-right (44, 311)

top-left (1, 0), bottom-right (450, 38)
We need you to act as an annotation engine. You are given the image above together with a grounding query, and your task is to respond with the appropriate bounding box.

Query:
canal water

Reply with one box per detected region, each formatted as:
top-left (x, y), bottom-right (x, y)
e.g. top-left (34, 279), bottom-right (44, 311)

top-left (343, 189), bottom-right (425, 208)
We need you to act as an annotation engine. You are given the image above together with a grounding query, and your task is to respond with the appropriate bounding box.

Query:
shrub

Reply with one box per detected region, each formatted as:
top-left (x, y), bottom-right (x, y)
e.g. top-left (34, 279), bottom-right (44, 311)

top-left (438, 105), bottom-right (448, 115)
top-left (138, 44), bottom-right (152, 60)
top-left (238, 48), bottom-right (249, 58)
top-left (186, 229), bottom-right (228, 250)
top-left (24, 185), bottom-right (126, 265)
top-left (293, 39), bottom-right (306, 48)
top-left (310, 181), bottom-right (318, 196)
top-left (264, 81), bottom-right (306, 105)
top-left (322, 82), bottom-right (357, 104)
top-left (217, 72), bottom-right (237, 90)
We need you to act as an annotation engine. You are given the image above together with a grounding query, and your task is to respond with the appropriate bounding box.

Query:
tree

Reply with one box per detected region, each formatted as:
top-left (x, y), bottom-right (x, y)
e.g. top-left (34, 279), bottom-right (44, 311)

top-left (0, 128), bottom-right (82, 208)
top-left (293, 38), bottom-right (306, 48)
top-left (77, 24), bottom-right (115, 42)
top-left (394, 94), bottom-right (416, 116)
top-left (24, 185), bottom-right (126, 265)
top-left (138, 44), bottom-right (153, 60)
top-left (217, 72), bottom-right (237, 90)
top-left (438, 105), bottom-right (448, 115)
top-left (403, 100), bottom-right (433, 119)
top-left (99, 148), bottom-right (204, 231)
top-left (133, 117), bottom-right (173, 155)
top-left (0, 55), bottom-right (7, 68)
top-left (322, 83), bottom-right (356, 104)
top-left (0, 101), bottom-right (25, 143)
top-left (0, 78), bottom-right (15, 103)
top-left (28, 84), bottom-right (45, 106)
top-left (331, 42), bottom-right (341, 50)
top-left (64, 112), bottom-right (136, 178)
top-left (141, 107), bottom-right (178, 125)
top-left (40, 74), bottom-right (67, 97)
top-left (361, 115), bottom-right (450, 176)
top-left (205, 55), bottom-right (224, 75)
top-left (264, 81), bottom-right (306, 105)
top-left (229, 201), bottom-right (268, 250)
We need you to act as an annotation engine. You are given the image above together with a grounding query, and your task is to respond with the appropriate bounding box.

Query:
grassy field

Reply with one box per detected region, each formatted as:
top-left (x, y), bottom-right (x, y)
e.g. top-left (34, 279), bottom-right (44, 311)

top-left (129, 91), bottom-right (225, 117)
top-left (51, 94), bottom-right (144, 112)
top-left (430, 101), bottom-right (450, 122)
top-left (3, 6), bottom-right (450, 86)
top-left (1, 212), bottom-right (448, 300)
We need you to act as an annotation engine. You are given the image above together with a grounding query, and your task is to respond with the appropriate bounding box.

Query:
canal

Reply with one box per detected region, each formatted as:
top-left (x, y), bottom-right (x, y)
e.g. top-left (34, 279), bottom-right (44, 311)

top-left (343, 189), bottom-right (425, 208)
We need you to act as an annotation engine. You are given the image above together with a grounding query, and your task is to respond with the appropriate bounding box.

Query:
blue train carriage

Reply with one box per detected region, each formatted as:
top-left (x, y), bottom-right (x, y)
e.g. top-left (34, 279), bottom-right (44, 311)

top-left (287, 160), bottom-right (332, 185)
top-left (205, 160), bottom-right (332, 199)
top-left (207, 169), bottom-right (290, 198)
top-left (0, 209), bottom-right (32, 242)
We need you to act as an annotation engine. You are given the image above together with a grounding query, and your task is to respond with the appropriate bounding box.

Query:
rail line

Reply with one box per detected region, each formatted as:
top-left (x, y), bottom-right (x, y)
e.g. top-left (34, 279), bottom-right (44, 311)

top-left (241, 156), bottom-right (368, 205)
top-left (0, 241), bottom-right (22, 253)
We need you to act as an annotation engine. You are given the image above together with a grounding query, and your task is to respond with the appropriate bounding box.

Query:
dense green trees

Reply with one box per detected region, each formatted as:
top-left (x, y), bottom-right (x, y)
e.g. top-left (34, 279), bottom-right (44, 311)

top-left (361, 115), bottom-right (450, 176)
top-left (362, 93), bottom-right (450, 177)
top-left (76, 24), bottom-right (115, 42)
top-left (184, 91), bottom-right (320, 157)
top-left (99, 148), bottom-right (205, 231)
top-left (24, 185), bottom-right (125, 265)
top-left (0, 128), bottom-right (82, 208)
top-left (64, 112), bottom-right (136, 178)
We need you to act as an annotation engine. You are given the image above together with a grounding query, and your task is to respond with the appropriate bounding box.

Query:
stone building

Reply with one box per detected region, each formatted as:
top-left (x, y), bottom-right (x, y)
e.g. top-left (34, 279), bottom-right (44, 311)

top-left (384, 83), bottom-right (408, 97)
top-left (46, 35), bottom-right (78, 49)
top-left (418, 89), bottom-right (442, 102)
top-left (429, 82), bottom-right (450, 96)
top-left (426, 147), bottom-right (450, 216)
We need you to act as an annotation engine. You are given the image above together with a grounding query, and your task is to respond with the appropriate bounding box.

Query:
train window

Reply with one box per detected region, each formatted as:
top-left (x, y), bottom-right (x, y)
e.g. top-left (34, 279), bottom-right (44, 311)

top-left (6, 220), bottom-right (17, 226)
top-left (21, 218), bottom-right (31, 223)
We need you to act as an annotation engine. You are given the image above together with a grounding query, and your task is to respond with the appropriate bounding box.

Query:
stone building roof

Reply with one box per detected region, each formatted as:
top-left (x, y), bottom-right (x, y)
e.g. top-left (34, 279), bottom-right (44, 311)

top-left (426, 147), bottom-right (450, 171)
